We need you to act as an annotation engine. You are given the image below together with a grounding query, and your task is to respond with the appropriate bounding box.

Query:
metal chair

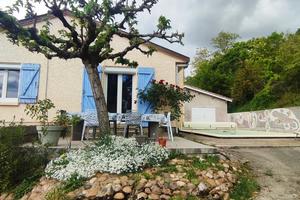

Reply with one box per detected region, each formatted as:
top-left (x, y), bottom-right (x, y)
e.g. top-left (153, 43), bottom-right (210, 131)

top-left (123, 112), bottom-right (143, 137)
top-left (160, 112), bottom-right (174, 141)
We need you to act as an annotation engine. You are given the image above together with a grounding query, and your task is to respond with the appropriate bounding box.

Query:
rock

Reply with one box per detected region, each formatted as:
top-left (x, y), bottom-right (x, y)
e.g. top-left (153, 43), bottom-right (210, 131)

top-left (112, 184), bottom-right (122, 192)
top-left (148, 193), bottom-right (160, 200)
top-left (157, 180), bottom-right (164, 188)
top-left (89, 177), bottom-right (97, 184)
top-left (206, 178), bottom-right (216, 187)
top-left (223, 193), bottom-right (230, 200)
top-left (227, 173), bottom-right (236, 183)
top-left (172, 190), bottom-right (181, 195)
top-left (162, 188), bottom-right (172, 195)
top-left (83, 183), bottom-right (92, 190)
top-left (198, 182), bottom-right (208, 194)
top-left (98, 175), bottom-right (108, 182)
top-left (206, 171), bottom-right (214, 179)
top-left (213, 193), bottom-right (220, 199)
top-left (113, 179), bottom-right (121, 185)
top-left (187, 183), bottom-right (196, 192)
top-left (218, 171), bottom-right (226, 178)
top-left (136, 179), bottom-right (147, 190)
top-left (176, 181), bottom-right (186, 187)
top-left (160, 194), bottom-right (171, 200)
top-left (150, 185), bottom-right (161, 195)
top-left (169, 182), bottom-right (177, 190)
top-left (144, 188), bottom-right (151, 194)
top-left (128, 179), bottom-right (135, 186)
top-left (145, 180), bottom-right (156, 188)
top-left (215, 178), bottom-right (226, 186)
top-left (137, 192), bottom-right (147, 199)
top-left (85, 187), bottom-right (98, 198)
top-left (223, 163), bottom-right (229, 169)
top-left (114, 192), bottom-right (125, 199)
top-left (97, 183), bottom-right (113, 197)
top-left (0, 193), bottom-right (9, 200)
top-left (180, 190), bottom-right (187, 198)
top-left (122, 186), bottom-right (132, 194)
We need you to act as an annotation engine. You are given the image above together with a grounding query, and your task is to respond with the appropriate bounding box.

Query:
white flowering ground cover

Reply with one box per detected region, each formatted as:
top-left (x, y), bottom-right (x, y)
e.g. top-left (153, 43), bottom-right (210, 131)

top-left (45, 136), bottom-right (169, 180)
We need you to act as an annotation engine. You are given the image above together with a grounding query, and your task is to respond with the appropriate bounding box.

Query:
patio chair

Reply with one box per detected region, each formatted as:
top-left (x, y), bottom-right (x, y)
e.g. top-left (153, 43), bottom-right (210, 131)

top-left (160, 112), bottom-right (174, 141)
top-left (123, 112), bottom-right (143, 138)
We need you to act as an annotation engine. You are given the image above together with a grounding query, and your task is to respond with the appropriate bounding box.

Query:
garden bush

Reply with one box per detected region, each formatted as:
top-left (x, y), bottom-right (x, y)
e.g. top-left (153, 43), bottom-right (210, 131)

top-left (0, 121), bottom-right (49, 198)
top-left (46, 135), bottom-right (170, 180)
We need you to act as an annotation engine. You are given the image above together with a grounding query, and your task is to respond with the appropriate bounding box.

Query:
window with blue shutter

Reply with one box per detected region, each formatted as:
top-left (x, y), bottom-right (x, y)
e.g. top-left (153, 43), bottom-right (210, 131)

top-left (137, 67), bottom-right (155, 115)
top-left (82, 65), bottom-right (102, 112)
top-left (19, 64), bottom-right (40, 104)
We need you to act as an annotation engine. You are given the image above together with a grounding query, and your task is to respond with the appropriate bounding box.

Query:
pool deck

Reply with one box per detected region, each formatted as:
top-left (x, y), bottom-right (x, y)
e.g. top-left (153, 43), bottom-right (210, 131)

top-left (25, 136), bottom-right (216, 154)
top-left (181, 132), bottom-right (300, 148)
top-left (180, 128), bottom-right (299, 138)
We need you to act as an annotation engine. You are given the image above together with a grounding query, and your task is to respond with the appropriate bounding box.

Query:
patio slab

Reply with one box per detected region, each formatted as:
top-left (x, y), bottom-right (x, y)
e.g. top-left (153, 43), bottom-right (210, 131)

top-left (166, 136), bottom-right (216, 154)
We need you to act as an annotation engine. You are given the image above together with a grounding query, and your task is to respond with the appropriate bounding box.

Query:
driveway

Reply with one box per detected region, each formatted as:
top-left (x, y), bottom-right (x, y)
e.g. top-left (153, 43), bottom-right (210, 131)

top-left (227, 147), bottom-right (300, 200)
top-left (181, 133), bottom-right (300, 199)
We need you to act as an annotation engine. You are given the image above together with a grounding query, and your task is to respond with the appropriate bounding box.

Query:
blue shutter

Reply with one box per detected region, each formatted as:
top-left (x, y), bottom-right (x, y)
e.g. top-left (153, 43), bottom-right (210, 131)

top-left (19, 64), bottom-right (40, 104)
top-left (138, 67), bottom-right (155, 115)
top-left (82, 65), bottom-right (102, 112)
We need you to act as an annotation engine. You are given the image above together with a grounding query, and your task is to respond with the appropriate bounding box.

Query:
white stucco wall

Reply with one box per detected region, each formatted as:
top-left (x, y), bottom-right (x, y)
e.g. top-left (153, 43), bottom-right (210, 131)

top-left (184, 90), bottom-right (229, 122)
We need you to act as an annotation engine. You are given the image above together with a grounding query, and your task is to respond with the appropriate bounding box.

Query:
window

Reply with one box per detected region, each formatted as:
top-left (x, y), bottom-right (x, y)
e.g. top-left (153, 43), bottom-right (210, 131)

top-left (0, 64), bottom-right (20, 103)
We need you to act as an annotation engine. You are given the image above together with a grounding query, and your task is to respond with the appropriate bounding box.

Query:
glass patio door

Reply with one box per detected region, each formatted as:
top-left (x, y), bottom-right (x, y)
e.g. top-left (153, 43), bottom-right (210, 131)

top-left (107, 74), bottom-right (132, 113)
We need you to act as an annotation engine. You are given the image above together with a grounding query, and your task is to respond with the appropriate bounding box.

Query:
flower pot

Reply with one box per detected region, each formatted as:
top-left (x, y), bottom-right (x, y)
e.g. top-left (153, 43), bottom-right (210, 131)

top-left (71, 120), bottom-right (84, 141)
top-left (36, 125), bottom-right (64, 146)
top-left (158, 137), bottom-right (167, 147)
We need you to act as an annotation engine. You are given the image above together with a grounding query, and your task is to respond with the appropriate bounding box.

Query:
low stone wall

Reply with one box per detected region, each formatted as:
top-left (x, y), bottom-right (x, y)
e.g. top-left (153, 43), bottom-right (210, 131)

top-left (228, 107), bottom-right (300, 132)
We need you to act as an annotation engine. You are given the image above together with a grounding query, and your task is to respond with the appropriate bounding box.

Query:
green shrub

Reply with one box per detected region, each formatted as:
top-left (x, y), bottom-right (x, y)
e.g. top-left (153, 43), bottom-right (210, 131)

top-left (230, 165), bottom-right (260, 200)
top-left (44, 187), bottom-right (70, 200)
top-left (0, 121), bottom-right (49, 197)
top-left (61, 173), bottom-right (85, 193)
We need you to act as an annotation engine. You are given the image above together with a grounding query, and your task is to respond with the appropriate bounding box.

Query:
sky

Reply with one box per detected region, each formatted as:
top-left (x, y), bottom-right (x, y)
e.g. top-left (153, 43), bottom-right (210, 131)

top-left (1, 0), bottom-right (300, 73)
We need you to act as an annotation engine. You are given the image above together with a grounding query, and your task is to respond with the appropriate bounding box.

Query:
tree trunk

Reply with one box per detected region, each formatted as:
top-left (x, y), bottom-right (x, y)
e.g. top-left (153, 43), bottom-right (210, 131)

top-left (85, 63), bottom-right (110, 134)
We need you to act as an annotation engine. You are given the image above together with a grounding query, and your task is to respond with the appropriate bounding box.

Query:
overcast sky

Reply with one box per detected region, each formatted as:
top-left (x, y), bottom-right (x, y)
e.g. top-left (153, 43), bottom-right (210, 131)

top-left (1, 0), bottom-right (300, 66)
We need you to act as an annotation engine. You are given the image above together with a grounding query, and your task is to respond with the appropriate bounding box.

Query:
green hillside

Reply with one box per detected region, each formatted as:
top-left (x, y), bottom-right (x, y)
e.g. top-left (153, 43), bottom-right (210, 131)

top-left (186, 30), bottom-right (300, 112)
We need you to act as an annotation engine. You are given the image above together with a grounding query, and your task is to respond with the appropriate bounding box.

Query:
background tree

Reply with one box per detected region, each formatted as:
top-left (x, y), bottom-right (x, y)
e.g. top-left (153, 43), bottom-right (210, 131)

top-left (186, 30), bottom-right (300, 112)
top-left (211, 31), bottom-right (239, 53)
top-left (0, 0), bottom-right (183, 133)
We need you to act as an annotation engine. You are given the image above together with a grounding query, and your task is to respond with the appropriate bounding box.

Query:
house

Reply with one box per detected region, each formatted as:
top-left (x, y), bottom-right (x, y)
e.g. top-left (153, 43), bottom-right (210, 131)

top-left (184, 85), bottom-right (232, 122)
top-left (0, 12), bottom-right (189, 126)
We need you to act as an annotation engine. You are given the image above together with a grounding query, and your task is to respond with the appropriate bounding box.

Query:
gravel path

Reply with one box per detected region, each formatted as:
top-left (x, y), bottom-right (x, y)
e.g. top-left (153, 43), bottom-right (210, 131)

top-left (228, 147), bottom-right (300, 200)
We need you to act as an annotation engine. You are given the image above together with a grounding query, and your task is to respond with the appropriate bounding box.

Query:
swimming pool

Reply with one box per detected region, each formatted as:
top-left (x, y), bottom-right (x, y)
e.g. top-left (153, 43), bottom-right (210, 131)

top-left (181, 128), bottom-right (298, 138)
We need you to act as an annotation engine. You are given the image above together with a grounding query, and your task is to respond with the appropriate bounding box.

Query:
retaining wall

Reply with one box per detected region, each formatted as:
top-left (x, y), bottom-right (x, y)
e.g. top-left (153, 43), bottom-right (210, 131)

top-left (228, 107), bottom-right (300, 132)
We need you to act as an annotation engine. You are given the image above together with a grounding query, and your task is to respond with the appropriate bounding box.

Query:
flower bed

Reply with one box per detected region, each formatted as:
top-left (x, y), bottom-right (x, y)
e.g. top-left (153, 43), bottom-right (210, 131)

top-left (45, 136), bottom-right (169, 180)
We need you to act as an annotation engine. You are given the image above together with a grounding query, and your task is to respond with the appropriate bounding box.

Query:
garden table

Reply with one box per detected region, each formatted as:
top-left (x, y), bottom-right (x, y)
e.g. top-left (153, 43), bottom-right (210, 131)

top-left (141, 114), bottom-right (168, 138)
top-left (70, 112), bottom-right (170, 140)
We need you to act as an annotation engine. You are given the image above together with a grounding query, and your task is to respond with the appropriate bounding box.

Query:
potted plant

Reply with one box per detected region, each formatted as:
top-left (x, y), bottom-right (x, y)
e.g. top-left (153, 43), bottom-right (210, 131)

top-left (158, 136), bottom-right (167, 147)
top-left (25, 99), bottom-right (66, 146)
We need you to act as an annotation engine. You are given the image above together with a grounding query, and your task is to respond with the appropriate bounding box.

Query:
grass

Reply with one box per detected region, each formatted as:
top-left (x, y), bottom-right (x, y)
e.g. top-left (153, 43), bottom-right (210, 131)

top-left (44, 173), bottom-right (85, 200)
top-left (44, 187), bottom-right (70, 200)
top-left (61, 173), bottom-right (86, 193)
top-left (12, 173), bottom-right (42, 200)
top-left (185, 168), bottom-right (197, 180)
top-left (230, 164), bottom-right (260, 200)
